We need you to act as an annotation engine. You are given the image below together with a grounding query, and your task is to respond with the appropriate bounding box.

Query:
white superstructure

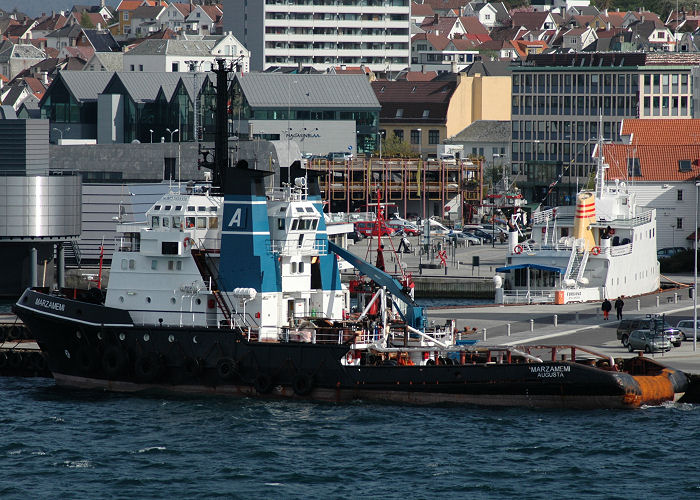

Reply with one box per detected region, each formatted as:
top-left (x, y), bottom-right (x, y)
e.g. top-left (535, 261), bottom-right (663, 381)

top-left (496, 141), bottom-right (660, 304)
top-left (225, 0), bottom-right (411, 73)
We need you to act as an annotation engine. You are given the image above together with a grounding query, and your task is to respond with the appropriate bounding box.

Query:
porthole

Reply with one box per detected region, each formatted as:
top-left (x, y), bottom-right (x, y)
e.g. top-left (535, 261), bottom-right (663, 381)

top-left (196, 298), bottom-right (202, 305)
top-left (119, 296), bottom-right (124, 303)
top-left (168, 335), bottom-right (175, 343)
top-left (143, 333), bottom-right (150, 342)
top-left (170, 297), bottom-right (176, 304)
top-left (193, 336), bottom-right (198, 344)
top-left (97, 332), bottom-right (103, 340)
top-left (146, 297), bottom-right (152, 303)
top-left (64, 349), bottom-right (71, 359)
top-left (119, 333), bottom-right (126, 341)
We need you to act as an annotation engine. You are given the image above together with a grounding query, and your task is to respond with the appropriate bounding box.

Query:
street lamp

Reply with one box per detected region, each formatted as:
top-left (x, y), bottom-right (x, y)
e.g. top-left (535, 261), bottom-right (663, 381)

top-left (416, 128), bottom-right (422, 159)
top-left (166, 128), bottom-right (179, 142)
top-left (52, 127), bottom-right (70, 143)
top-left (149, 129), bottom-right (153, 143)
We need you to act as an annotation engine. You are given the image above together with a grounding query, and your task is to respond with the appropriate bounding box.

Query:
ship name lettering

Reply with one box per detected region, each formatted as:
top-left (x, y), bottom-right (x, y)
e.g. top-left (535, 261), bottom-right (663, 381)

top-left (35, 298), bottom-right (65, 312)
top-left (529, 365), bottom-right (570, 378)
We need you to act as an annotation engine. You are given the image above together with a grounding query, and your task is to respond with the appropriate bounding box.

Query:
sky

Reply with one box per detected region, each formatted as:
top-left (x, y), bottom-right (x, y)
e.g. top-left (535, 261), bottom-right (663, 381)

top-left (2, 0), bottom-right (120, 19)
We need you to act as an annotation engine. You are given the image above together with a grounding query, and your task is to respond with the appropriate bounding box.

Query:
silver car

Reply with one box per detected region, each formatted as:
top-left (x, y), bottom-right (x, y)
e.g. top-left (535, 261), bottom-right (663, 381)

top-left (627, 330), bottom-right (671, 353)
top-left (676, 320), bottom-right (700, 341)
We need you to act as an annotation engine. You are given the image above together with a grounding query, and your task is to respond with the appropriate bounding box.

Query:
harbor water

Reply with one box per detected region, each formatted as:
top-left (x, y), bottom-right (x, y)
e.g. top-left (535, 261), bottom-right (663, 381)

top-left (1, 376), bottom-right (699, 498)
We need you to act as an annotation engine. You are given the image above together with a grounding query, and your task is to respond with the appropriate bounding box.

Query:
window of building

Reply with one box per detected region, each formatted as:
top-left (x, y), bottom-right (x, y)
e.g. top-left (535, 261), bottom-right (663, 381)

top-left (410, 129), bottom-right (420, 144)
top-left (678, 189), bottom-right (684, 201)
top-left (679, 160), bottom-right (692, 172)
top-left (394, 129), bottom-right (404, 140)
top-left (627, 158), bottom-right (641, 177)
top-left (172, 62), bottom-right (179, 72)
top-left (139, 65), bottom-right (143, 71)
top-left (428, 130), bottom-right (439, 144)
top-left (395, 108), bottom-right (403, 118)
top-left (677, 218), bottom-right (683, 230)
top-left (130, 64), bottom-right (135, 71)
top-left (422, 109), bottom-right (430, 118)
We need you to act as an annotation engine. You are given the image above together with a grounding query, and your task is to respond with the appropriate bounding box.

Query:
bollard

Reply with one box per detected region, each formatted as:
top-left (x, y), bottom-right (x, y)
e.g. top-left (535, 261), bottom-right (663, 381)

top-left (575, 312), bottom-right (579, 323)
top-left (675, 293), bottom-right (678, 303)
top-left (530, 319), bottom-right (534, 332)
top-left (483, 328), bottom-right (487, 341)
top-left (507, 323), bottom-right (511, 336)
top-left (656, 295), bottom-right (660, 308)
top-left (637, 299), bottom-right (640, 311)
top-left (554, 314), bottom-right (558, 327)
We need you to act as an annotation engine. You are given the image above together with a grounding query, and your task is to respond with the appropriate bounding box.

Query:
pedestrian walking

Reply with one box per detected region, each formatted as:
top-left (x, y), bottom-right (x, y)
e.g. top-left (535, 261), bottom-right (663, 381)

top-left (614, 296), bottom-right (624, 320)
top-left (601, 298), bottom-right (612, 320)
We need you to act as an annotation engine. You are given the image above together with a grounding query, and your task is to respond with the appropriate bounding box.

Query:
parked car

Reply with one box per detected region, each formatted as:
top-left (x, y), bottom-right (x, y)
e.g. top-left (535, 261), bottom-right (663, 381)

top-left (327, 152), bottom-right (353, 162)
top-left (676, 320), bottom-right (700, 341)
top-left (348, 229), bottom-right (364, 243)
top-left (386, 219), bottom-right (421, 236)
top-left (464, 228), bottom-right (494, 243)
top-left (448, 231), bottom-right (480, 246)
top-left (480, 224), bottom-right (508, 236)
top-left (354, 221), bottom-right (395, 237)
top-left (627, 330), bottom-right (671, 353)
top-left (657, 247), bottom-right (687, 259)
top-left (617, 315), bottom-right (682, 347)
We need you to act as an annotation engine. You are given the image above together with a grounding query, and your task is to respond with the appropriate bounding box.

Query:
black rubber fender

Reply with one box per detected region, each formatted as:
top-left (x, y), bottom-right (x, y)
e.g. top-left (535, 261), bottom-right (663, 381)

top-left (77, 347), bottom-right (98, 373)
top-left (183, 356), bottom-right (205, 377)
top-left (292, 372), bottom-right (314, 396)
top-left (134, 353), bottom-right (163, 382)
top-left (216, 358), bottom-right (237, 381)
top-left (102, 346), bottom-right (127, 378)
top-left (253, 373), bottom-right (273, 394)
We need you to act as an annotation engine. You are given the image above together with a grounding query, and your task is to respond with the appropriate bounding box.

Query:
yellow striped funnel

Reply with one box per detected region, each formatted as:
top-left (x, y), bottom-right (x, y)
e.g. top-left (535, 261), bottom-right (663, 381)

top-left (573, 191), bottom-right (596, 252)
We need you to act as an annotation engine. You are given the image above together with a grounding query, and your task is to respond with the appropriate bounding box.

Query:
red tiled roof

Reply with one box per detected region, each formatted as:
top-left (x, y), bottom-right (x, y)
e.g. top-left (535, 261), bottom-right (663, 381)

top-left (620, 119), bottom-right (700, 144)
top-left (401, 71), bottom-right (438, 81)
top-left (411, 2), bottom-right (434, 16)
top-left (45, 47), bottom-right (59, 58)
top-left (458, 16), bottom-right (489, 35)
top-left (602, 143), bottom-right (700, 182)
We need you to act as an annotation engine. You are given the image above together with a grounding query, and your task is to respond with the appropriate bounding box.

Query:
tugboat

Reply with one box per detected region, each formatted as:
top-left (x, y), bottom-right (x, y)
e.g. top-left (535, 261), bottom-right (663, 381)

top-left (13, 61), bottom-right (687, 409)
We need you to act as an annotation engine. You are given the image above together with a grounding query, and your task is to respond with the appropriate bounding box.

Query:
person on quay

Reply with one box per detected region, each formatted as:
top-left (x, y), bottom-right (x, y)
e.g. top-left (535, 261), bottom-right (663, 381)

top-left (615, 296), bottom-right (625, 320)
top-left (601, 298), bottom-right (612, 320)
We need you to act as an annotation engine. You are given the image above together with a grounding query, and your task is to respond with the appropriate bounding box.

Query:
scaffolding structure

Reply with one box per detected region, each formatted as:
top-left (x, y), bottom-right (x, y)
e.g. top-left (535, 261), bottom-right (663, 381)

top-left (308, 158), bottom-right (483, 223)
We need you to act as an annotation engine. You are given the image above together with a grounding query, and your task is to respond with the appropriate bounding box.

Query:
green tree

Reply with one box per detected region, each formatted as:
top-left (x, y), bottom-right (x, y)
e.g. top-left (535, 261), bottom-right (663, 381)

top-left (80, 12), bottom-right (95, 28)
top-left (380, 134), bottom-right (416, 158)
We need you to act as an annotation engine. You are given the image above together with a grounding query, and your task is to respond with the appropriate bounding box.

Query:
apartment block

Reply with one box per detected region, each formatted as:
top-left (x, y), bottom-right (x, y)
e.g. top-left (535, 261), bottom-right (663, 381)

top-left (511, 52), bottom-right (698, 206)
top-left (225, 0), bottom-right (411, 73)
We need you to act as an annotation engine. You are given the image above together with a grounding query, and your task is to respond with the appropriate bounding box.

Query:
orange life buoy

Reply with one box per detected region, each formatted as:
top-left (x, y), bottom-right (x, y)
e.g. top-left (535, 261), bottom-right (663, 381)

top-left (513, 244), bottom-right (523, 254)
top-left (591, 246), bottom-right (601, 255)
top-left (345, 351), bottom-right (354, 364)
top-left (183, 237), bottom-right (189, 248)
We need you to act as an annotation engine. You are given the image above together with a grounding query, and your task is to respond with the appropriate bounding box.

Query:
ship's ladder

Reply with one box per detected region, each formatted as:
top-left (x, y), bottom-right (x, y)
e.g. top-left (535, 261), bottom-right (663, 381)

top-left (564, 245), bottom-right (590, 283)
top-left (191, 248), bottom-right (234, 326)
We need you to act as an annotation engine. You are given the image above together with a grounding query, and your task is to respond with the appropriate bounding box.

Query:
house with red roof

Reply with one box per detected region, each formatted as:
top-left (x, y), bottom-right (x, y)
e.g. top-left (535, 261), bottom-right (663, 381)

top-left (411, 32), bottom-right (480, 72)
top-left (411, 2), bottom-right (434, 25)
top-left (602, 118), bottom-right (700, 249)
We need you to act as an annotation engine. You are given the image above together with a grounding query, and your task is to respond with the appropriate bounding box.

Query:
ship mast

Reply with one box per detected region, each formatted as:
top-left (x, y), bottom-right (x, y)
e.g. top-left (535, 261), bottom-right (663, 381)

top-left (594, 113), bottom-right (606, 199)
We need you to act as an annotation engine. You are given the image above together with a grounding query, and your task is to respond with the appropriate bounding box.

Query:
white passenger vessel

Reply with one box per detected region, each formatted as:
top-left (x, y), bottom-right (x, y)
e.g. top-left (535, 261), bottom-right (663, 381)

top-left (495, 137), bottom-right (659, 305)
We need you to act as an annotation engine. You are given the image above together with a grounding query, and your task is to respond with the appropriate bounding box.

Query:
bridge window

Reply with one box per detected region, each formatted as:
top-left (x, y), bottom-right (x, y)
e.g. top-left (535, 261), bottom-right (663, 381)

top-left (197, 217), bottom-right (207, 229)
top-left (209, 217), bottom-right (219, 229)
top-left (278, 218), bottom-right (285, 230)
top-left (151, 216), bottom-right (160, 228)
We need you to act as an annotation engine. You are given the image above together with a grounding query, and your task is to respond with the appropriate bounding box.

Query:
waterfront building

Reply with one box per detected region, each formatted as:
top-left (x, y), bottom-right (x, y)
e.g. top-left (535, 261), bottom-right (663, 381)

top-left (373, 70), bottom-right (511, 158)
top-left (602, 119), bottom-right (700, 250)
top-left (224, 0), bottom-right (411, 74)
top-left (511, 52), bottom-right (699, 206)
top-left (231, 72), bottom-right (380, 156)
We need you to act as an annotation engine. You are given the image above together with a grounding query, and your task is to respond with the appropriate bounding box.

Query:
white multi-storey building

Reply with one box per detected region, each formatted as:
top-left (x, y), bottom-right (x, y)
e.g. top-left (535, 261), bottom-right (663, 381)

top-left (225, 0), bottom-right (411, 73)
